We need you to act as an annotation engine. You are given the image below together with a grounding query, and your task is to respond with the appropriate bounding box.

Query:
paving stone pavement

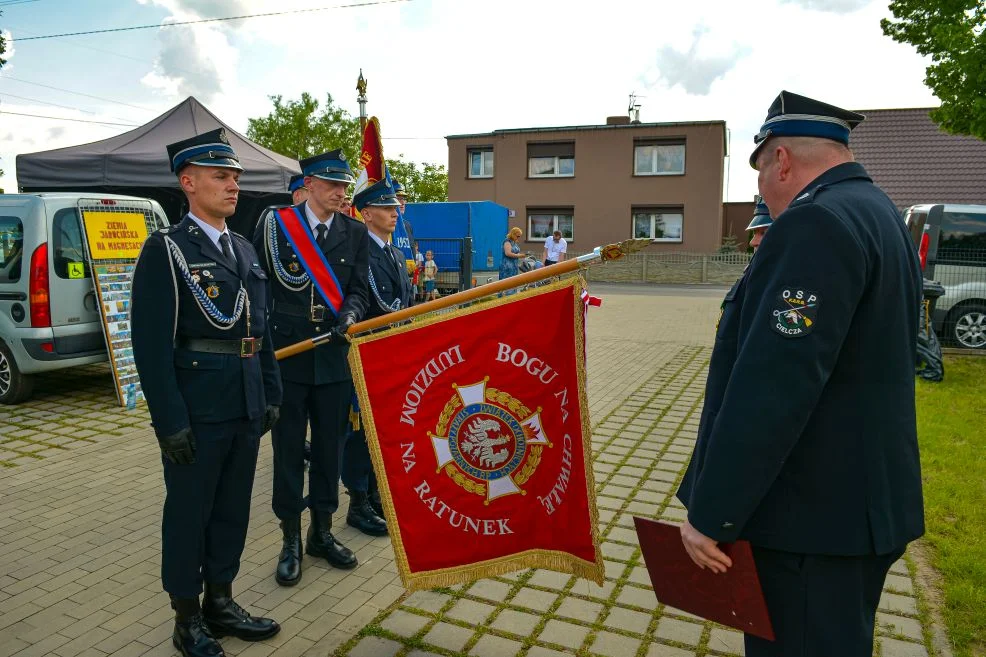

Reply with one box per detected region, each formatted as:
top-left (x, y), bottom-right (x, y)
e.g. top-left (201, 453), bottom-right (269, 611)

top-left (0, 284), bottom-right (936, 657)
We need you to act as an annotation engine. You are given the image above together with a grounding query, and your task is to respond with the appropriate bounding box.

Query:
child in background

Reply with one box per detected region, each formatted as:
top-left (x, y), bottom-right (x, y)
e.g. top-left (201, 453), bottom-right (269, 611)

top-left (423, 250), bottom-right (439, 301)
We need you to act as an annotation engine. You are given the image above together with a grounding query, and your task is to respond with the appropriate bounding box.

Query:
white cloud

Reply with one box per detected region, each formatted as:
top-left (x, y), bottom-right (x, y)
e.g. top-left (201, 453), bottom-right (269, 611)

top-left (779, 0), bottom-right (873, 13)
top-left (650, 26), bottom-right (751, 96)
top-left (138, 1), bottom-right (240, 103)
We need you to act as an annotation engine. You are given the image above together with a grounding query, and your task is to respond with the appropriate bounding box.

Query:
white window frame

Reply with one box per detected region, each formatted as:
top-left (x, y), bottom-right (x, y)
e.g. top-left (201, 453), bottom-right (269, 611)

top-left (634, 143), bottom-right (686, 176)
top-left (527, 212), bottom-right (574, 242)
top-left (528, 155), bottom-right (575, 178)
top-left (468, 148), bottom-right (494, 178)
top-left (633, 210), bottom-right (683, 243)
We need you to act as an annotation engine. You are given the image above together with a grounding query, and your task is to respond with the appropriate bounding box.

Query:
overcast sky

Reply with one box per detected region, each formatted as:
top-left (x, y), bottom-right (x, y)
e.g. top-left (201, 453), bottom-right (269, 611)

top-left (0, 0), bottom-right (938, 200)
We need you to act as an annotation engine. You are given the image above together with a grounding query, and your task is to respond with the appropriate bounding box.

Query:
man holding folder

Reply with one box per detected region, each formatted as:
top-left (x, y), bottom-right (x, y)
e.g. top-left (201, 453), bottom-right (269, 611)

top-left (675, 91), bottom-right (925, 656)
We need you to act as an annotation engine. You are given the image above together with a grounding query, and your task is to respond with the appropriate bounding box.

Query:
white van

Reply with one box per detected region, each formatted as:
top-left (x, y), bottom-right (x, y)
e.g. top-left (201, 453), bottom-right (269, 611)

top-left (903, 203), bottom-right (986, 349)
top-left (0, 193), bottom-right (168, 402)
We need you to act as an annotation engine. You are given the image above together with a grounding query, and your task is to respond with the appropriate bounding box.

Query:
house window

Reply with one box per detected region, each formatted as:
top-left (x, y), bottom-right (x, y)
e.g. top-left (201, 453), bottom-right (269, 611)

top-left (528, 209), bottom-right (574, 241)
top-left (527, 142), bottom-right (575, 178)
top-left (634, 140), bottom-right (685, 176)
top-left (468, 147), bottom-right (494, 178)
top-left (633, 207), bottom-right (683, 243)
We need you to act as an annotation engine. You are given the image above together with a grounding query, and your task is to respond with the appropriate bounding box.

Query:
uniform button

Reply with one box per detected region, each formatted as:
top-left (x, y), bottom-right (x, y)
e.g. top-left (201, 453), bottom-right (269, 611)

top-left (192, 361), bottom-right (198, 367)
top-left (341, 259), bottom-right (346, 263)
top-left (315, 327), bottom-right (321, 333)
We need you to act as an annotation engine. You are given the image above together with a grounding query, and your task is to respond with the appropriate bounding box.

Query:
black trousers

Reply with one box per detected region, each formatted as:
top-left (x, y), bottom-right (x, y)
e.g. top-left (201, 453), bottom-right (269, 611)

top-left (341, 427), bottom-right (374, 493)
top-left (746, 545), bottom-right (906, 657)
top-left (161, 417), bottom-right (262, 598)
top-left (271, 379), bottom-right (352, 520)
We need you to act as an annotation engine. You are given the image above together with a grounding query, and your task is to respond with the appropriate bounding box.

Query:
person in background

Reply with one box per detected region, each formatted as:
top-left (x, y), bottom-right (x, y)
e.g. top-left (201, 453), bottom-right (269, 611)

top-left (499, 227), bottom-right (524, 280)
top-left (542, 230), bottom-right (567, 265)
top-left (289, 174), bottom-right (309, 206)
top-left (423, 250), bottom-right (439, 301)
top-left (748, 200), bottom-right (773, 251)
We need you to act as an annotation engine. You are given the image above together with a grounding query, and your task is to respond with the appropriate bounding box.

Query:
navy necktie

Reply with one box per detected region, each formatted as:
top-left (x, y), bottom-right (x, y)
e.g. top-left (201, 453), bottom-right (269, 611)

top-left (219, 233), bottom-right (235, 266)
top-left (316, 223), bottom-right (328, 248)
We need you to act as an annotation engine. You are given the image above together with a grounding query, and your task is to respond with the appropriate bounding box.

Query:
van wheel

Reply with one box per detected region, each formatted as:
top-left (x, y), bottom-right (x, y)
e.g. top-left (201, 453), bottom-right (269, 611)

top-left (950, 304), bottom-right (986, 350)
top-left (0, 342), bottom-right (34, 404)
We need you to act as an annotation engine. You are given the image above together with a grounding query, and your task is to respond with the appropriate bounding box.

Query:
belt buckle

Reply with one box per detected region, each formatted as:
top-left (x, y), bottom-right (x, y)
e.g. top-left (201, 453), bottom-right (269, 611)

top-left (310, 304), bottom-right (327, 323)
top-left (239, 337), bottom-right (258, 358)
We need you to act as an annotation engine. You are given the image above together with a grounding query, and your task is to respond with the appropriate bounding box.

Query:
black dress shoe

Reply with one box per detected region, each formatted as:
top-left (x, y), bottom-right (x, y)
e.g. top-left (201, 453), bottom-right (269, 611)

top-left (347, 491), bottom-right (388, 537)
top-left (202, 582), bottom-right (280, 642)
top-left (171, 597), bottom-right (225, 657)
top-left (276, 516), bottom-right (303, 587)
top-left (306, 510), bottom-right (358, 569)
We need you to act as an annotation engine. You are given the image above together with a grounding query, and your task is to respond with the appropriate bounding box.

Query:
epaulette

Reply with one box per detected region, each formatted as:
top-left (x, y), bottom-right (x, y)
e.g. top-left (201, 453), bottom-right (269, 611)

top-left (157, 225), bottom-right (180, 235)
top-left (787, 182), bottom-right (833, 210)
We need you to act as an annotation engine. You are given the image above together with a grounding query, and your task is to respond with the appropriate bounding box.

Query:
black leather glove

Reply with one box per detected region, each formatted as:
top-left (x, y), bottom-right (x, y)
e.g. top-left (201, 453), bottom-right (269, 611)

top-left (262, 405), bottom-right (280, 435)
top-left (330, 312), bottom-right (357, 342)
top-left (158, 428), bottom-right (195, 465)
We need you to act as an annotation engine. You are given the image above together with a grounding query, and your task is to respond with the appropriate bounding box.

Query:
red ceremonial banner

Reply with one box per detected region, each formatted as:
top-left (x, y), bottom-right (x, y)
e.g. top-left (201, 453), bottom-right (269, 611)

top-left (349, 277), bottom-right (605, 590)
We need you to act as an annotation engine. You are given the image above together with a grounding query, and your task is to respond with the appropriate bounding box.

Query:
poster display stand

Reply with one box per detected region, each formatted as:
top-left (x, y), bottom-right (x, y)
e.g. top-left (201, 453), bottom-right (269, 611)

top-left (78, 199), bottom-right (162, 407)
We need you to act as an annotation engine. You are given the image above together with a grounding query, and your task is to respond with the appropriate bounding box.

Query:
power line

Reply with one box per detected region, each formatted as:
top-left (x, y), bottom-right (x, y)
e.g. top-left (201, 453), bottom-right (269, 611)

top-left (8, 0), bottom-right (410, 42)
top-left (0, 91), bottom-right (138, 123)
top-left (0, 109), bottom-right (138, 127)
top-left (0, 0), bottom-right (40, 6)
top-left (2, 20), bottom-right (204, 78)
top-left (0, 76), bottom-right (154, 111)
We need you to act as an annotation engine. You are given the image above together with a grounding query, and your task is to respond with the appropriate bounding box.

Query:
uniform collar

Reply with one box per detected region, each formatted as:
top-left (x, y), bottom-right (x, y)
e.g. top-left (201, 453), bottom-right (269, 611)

top-left (304, 201), bottom-right (333, 234)
top-left (187, 212), bottom-right (232, 251)
top-left (368, 230), bottom-right (389, 250)
top-left (801, 161), bottom-right (871, 196)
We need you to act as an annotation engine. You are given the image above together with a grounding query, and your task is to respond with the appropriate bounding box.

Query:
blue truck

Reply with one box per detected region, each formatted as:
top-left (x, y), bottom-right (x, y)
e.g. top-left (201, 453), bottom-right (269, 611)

top-left (403, 201), bottom-right (509, 290)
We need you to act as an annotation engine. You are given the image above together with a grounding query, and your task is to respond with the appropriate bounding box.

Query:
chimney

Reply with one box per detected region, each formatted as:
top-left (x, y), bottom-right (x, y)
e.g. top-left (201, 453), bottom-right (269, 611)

top-left (606, 116), bottom-right (630, 126)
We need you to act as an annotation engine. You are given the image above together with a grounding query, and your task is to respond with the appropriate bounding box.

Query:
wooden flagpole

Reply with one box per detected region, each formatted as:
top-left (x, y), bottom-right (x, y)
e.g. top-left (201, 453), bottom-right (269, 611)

top-left (274, 238), bottom-right (650, 361)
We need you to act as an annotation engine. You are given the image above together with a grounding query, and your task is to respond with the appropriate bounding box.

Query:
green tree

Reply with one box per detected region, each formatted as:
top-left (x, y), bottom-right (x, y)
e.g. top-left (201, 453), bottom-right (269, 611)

top-left (1, 10), bottom-right (8, 70)
top-left (248, 91), bottom-right (449, 202)
top-left (386, 157), bottom-right (448, 203)
top-left (247, 92), bottom-right (362, 162)
top-left (881, 1), bottom-right (986, 140)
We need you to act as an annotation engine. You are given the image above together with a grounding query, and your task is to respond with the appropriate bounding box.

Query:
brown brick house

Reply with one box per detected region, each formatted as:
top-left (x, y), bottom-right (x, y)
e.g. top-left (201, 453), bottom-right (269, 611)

top-left (446, 118), bottom-right (727, 252)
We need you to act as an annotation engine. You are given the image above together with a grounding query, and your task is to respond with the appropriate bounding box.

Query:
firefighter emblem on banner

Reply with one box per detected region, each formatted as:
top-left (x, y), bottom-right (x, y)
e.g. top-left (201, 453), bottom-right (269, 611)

top-left (349, 277), bottom-right (604, 591)
top-left (432, 378), bottom-right (551, 504)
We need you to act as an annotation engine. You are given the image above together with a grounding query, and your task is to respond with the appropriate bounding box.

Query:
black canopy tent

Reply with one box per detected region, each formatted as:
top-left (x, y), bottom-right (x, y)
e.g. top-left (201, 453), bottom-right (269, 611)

top-left (16, 96), bottom-right (298, 236)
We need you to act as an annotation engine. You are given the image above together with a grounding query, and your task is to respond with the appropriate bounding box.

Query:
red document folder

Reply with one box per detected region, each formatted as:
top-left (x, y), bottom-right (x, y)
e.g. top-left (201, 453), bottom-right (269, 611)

top-left (633, 517), bottom-right (775, 641)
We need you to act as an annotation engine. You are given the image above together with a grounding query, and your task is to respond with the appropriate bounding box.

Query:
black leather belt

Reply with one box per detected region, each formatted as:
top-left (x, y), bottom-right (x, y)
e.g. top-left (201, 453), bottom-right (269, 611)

top-left (179, 337), bottom-right (263, 357)
top-left (273, 301), bottom-right (328, 323)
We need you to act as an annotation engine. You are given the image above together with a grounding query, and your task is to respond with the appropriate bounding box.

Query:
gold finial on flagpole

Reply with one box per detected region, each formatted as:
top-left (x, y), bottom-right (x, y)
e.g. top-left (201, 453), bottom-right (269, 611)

top-left (357, 69), bottom-right (368, 132)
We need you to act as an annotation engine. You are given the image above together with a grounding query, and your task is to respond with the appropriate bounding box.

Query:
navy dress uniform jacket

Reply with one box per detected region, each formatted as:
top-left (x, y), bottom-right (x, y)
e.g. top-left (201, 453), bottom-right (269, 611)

top-left (676, 162), bottom-right (925, 557)
top-left (131, 216), bottom-right (282, 437)
top-left (367, 239), bottom-right (415, 319)
top-left (253, 203), bottom-right (370, 385)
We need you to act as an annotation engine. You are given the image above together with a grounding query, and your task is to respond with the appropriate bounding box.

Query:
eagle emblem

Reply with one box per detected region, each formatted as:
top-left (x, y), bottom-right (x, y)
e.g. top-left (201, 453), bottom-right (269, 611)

top-left (429, 378), bottom-right (551, 504)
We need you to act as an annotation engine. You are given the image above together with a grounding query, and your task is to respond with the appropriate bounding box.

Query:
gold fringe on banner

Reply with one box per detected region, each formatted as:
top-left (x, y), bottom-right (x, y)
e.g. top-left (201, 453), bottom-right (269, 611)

top-left (348, 274), bottom-right (605, 591)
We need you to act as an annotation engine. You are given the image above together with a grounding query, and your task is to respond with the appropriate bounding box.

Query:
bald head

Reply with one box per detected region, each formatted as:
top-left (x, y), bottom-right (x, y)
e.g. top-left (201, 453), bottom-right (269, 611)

top-left (756, 137), bottom-right (854, 216)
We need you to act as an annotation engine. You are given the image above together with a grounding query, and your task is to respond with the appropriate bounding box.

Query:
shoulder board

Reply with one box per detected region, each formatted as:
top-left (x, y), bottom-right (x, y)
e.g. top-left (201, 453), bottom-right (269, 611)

top-left (787, 183), bottom-right (831, 210)
top-left (157, 225), bottom-right (180, 235)
top-left (230, 229), bottom-right (248, 241)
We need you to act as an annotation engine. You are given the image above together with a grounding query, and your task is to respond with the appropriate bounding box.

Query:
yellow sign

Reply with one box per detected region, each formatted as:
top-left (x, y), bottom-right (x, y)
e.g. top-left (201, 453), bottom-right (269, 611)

top-left (82, 212), bottom-right (149, 260)
top-left (68, 262), bottom-right (85, 279)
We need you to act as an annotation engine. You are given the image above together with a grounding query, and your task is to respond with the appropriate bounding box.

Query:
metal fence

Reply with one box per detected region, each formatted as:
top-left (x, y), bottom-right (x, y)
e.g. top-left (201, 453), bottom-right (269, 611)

top-left (571, 251), bottom-right (752, 285)
top-left (927, 248), bottom-right (986, 350)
